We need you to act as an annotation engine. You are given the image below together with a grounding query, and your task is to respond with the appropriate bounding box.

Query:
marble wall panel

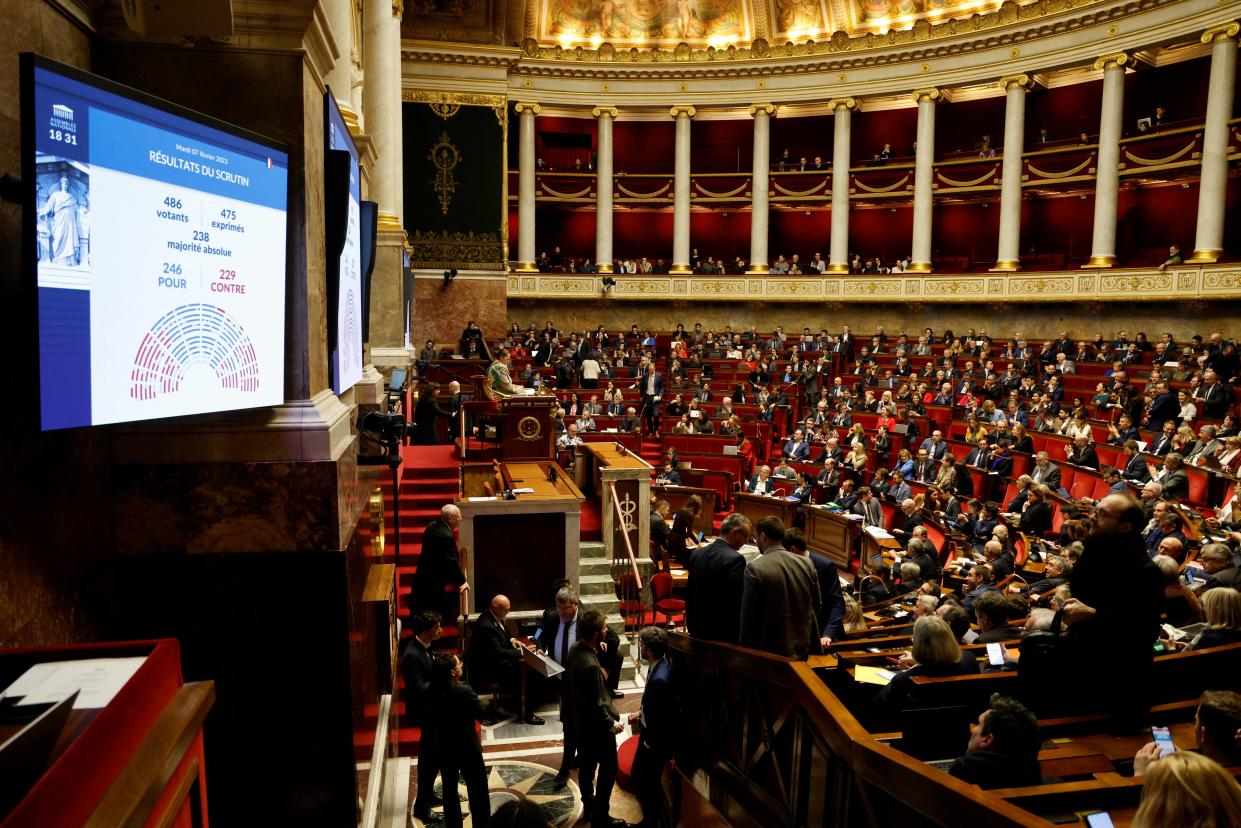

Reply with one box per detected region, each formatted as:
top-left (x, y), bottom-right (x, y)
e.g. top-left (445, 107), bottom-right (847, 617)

top-left (414, 275), bottom-right (508, 349)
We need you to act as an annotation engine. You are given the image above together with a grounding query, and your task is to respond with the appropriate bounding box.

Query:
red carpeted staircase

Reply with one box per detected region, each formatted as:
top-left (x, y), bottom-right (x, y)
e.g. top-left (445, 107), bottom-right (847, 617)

top-left (356, 443), bottom-right (462, 760)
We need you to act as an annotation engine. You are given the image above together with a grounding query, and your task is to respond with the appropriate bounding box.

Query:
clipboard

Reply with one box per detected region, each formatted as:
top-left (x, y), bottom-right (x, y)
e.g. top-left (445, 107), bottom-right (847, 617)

top-left (520, 646), bottom-right (565, 678)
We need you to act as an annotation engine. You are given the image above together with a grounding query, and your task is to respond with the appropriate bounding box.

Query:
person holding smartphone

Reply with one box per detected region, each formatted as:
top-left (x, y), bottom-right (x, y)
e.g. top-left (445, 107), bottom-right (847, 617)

top-left (1133, 690), bottom-right (1241, 776)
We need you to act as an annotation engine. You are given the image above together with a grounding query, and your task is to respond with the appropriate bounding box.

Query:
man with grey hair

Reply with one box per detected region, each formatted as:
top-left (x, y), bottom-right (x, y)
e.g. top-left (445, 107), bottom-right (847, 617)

top-left (1185, 424), bottom-right (1221, 464)
top-left (1030, 451), bottom-right (1061, 490)
top-left (685, 512), bottom-right (751, 644)
top-left (1156, 452), bottom-right (1189, 501)
top-left (891, 499), bottom-right (923, 545)
top-left (1027, 555), bottom-right (1071, 595)
top-left (1198, 543), bottom-right (1240, 592)
top-left (896, 561), bottom-right (923, 593)
top-left (628, 626), bottom-right (674, 828)
top-left (411, 503), bottom-right (467, 623)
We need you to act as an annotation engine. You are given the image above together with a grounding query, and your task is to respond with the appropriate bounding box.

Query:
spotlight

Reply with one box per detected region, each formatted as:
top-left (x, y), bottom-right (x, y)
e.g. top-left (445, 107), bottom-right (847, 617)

top-left (442, 268), bottom-right (458, 284)
top-left (601, 276), bottom-right (617, 292)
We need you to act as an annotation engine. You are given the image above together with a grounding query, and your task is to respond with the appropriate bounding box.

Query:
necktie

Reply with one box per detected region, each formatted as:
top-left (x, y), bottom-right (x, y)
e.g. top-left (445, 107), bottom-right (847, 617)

top-left (558, 620), bottom-right (568, 664)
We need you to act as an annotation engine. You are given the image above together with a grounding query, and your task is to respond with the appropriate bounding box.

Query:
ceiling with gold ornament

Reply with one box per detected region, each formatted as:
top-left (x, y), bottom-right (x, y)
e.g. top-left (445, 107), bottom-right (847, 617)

top-left (533, 0), bottom-right (1010, 48)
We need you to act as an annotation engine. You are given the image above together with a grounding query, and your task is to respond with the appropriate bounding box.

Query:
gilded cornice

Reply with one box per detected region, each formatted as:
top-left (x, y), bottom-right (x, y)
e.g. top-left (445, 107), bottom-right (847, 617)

top-left (507, 265), bottom-right (1241, 304)
top-left (403, 89), bottom-right (507, 109)
top-left (402, 39), bottom-right (524, 68)
top-left (504, 0), bottom-right (1230, 81)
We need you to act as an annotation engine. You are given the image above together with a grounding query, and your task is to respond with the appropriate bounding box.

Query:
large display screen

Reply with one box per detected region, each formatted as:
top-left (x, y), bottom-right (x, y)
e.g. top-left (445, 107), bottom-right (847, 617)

top-left (24, 55), bottom-right (289, 430)
top-left (325, 91), bottom-right (362, 396)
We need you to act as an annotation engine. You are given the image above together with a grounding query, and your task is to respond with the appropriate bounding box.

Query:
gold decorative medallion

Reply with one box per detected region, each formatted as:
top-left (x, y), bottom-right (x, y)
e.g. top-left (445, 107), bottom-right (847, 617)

top-left (428, 132), bottom-right (461, 215)
top-left (517, 416), bottom-right (542, 441)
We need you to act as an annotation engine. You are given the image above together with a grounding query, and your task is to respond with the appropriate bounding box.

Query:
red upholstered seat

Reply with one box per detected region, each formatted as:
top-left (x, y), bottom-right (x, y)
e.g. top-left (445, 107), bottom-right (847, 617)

top-left (616, 734), bottom-right (640, 792)
top-left (650, 572), bottom-right (685, 628)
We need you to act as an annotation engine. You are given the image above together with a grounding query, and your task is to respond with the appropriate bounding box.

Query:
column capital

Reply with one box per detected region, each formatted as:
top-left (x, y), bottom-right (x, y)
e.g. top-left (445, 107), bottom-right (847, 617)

top-left (513, 101), bottom-right (541, 115)
top-left (1201, 22), bottom-right (1240, 44)
top-left (393, 0), bottom-right (404, 17)
top-left (592, 106), bottom-right (619, 119)
top-left (827, 97), bottom-right (857, 112)
top-left (1092, 52), bottom-right (1129, 71)
top-left (748, 103), bottom-right (775, 117)
top-left (997, 73), bottom-right (1033, 91)
top-left (911, 88), bottom-right (940, 103)
top-left (669, 105), bottom-right (697, 119)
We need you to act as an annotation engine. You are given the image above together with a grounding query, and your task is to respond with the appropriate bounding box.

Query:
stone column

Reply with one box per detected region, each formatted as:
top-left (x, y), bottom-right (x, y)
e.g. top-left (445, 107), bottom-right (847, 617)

top-left (593, 107), bottom-right (618, 273)
top-left (514, 102), bottom-right (540, 272)
top-left (909, 88), bottom-right (940, 273)
top-left (747, 103), bottom-right (775, 274)
top-left (1189, 23), bottom-right (1240, 263)
top-left (323, 0), bottom-right (359, 130)
top-left (362, 0), bottom-right (402, 223)
top-left (1086, 52), bottom-right (1129, 268)
top-left (993, 74), bottom-right (1031, 271)
top-left (827, 97), bottom-right (857, 273)
top-left (670, 105), bottom-right (696, 274)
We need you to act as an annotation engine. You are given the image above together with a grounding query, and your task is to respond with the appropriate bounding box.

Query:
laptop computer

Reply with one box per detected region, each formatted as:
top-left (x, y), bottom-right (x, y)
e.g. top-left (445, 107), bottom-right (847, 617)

top-left (899, 704), bottom-right (972, 762)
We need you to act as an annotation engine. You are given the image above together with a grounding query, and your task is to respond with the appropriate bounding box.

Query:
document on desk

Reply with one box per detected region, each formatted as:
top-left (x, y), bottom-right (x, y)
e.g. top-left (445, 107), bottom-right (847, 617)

top-left (511, 487), bottom-right (536, 494)
top-left (520, 647), bottom-right (565, 678)
top-left (854, 665), bottom-right (896, 686)
top-left (467, 496), bottom-right (498, 502)
top-left (864, 527), bottom-right (895, 539)
top-left (4, 657), bottom-right (147, 709)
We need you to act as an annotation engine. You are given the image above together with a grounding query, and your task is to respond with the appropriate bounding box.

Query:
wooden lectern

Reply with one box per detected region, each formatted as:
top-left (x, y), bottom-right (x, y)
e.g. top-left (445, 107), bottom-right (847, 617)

top-left (496, 396), bottom-right (558, 461)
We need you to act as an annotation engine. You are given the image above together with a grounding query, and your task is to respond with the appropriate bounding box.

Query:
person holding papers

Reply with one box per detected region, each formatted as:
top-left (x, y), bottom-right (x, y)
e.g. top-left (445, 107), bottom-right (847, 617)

top-left (866, 616), bottom-right (980, 730)
top-left (543, 587), bottom-right (623, 789)
top-left (469, 594), bottom-right (544, 725)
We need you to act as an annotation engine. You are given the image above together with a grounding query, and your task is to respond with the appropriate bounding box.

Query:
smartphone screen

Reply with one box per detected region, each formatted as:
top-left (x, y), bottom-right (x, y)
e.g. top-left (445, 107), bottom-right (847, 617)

top-left (1085, 813), bottom-right (1115, 828)
top-left (1152, 726), bottom-right (1176, 757)
top-left (986, 642), bottom-right (1006, 667)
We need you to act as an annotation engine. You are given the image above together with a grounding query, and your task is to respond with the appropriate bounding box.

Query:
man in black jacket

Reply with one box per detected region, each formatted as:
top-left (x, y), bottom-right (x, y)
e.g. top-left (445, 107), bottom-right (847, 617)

top-left (565, 610), bottom-right (628, 828)
top-left (683, 513), bottom-right (751, 644)
top-left (401, 611), bottom-right (444, 823)
top-left (1061, 494), bottom-right (1163, 724)
top-left (411, 505), bottom-right (467, 624)
top-left (948, 695), bottom-right (1042, 789)
top-left (470, 594), bottom-right (544, 725)
top-left (628, 626), bottom-right (676, 828)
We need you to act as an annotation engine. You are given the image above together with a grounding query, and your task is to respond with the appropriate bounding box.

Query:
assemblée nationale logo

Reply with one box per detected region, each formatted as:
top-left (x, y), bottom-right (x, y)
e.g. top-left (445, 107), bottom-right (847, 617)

top-left (50, 103), bottom-right (77, 134)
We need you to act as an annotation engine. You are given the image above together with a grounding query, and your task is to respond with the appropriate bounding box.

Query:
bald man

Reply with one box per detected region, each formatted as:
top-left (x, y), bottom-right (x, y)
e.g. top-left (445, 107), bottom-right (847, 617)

top-left (411, 504), bottom-right (468, 623)
top-left (470, 594), bottom-right (544, 725)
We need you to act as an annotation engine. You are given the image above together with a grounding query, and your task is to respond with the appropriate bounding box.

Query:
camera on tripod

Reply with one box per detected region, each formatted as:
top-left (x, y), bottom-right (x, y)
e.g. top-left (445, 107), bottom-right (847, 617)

top-left (361, 411), bottom-right (407, 455)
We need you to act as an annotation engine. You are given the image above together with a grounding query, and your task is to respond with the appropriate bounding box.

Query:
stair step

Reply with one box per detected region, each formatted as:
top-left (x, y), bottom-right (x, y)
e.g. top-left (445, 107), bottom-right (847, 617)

top-left (578, 573), bottom-right (617, 595)
top-left (578, 557), bottom-right (613, 577)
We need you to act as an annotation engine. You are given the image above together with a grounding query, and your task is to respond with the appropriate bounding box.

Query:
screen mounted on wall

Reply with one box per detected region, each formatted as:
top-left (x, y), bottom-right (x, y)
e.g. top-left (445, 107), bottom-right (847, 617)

top-left (23, 53), bottom-right (289, 431)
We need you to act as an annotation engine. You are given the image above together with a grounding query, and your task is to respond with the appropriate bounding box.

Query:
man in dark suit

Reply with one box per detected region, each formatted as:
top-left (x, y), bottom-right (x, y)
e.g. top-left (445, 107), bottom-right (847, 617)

top-left (1147, 384), bottom-right (1179, 427)
top-left (685, 513), bottom-right (750, 644)
top-left (965, 439), bottom-right (992, 470)
top-left (1066, 435), bottom-right (1099, 470)
top-left (890, 499), bottom-right (924, 545)
top-left (1199, 543), bottom-right (1241, 592)
top-left (628, 626), bottom-right (676, 828)
top-left (401, 611), bottom-right (444, 823)
top-left (1121, 441), bottom-right (1151, 483)
top-left (469, 594), bottom-right (544, 725)
top-left (739, 517), bottom-right (823, 659)
top-left (921, 430), bottom-right (950, 461)
top-left (411, 504), bottom-right (467, 624)
top-left (1025, 451), bottom-right (1058, 489)
top-left (1149, 420), bottom-right (1177, 456)
top-left (541, 587), bottom-right (623, 788)
top-left (782, 428), bottom-right (811, 461)
top-left (1201, 370), bottom-right (1233, 419)
top-left (850, 486), bottom-right (883, 528)
top-left (635, 360), bottom-right (664, 436)
top-left (650, 500), bottom-right (672, 570)
top-left (1155, 452), bottom-right (1189, 501)
top-left (912, 448), bottom-right (938, 483)
top-left (1062, 493), bottom-right (1163, 724)
top-left (565, 609), bottom-right (626, 828)
top-left (786, 529), bottom-right (846, 647)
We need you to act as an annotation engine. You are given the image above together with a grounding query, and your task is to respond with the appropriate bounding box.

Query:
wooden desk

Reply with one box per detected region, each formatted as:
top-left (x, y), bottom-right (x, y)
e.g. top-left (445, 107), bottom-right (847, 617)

top-left (803, 506), bottom-right (863, 569)
top-left (734, 492), bottom-right (801, 531)
top-left (458, 461), bottom-right (584, 615)
top-left (652, 485), bottom-right (717, 535)
top-left (577, 442), bottom-right (652, 569)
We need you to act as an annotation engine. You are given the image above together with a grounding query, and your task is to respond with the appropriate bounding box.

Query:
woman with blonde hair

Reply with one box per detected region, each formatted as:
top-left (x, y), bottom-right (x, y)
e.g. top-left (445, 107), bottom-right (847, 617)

top-left (964, 415), bottom-right (988, 444)
top-left (1186, 588), bottom-right (1241, 651)
top-left (866, 615), bottom-right (977, 728)
top-left (1132, 751), bottom-right (1241, 828)
top-left (846, 441), bottom-right (869, 473)
top-left (848, 422), bottom-right (867, 448)
top-left (842, 594), bottom-right (868, 634)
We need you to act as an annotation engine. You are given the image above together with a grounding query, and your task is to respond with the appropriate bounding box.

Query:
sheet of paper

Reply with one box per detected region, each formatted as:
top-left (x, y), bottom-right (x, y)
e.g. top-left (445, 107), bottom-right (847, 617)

top-left (8, 657), bottom-right (147, 709)
top-left (865, 527), bottom-right (894, 539)
top-left (511, 487), bottom-right (535, 494)
top-left (854, 665), bottom-right (896, 686)
top-left (467, 496), bottom-right (497, 502)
